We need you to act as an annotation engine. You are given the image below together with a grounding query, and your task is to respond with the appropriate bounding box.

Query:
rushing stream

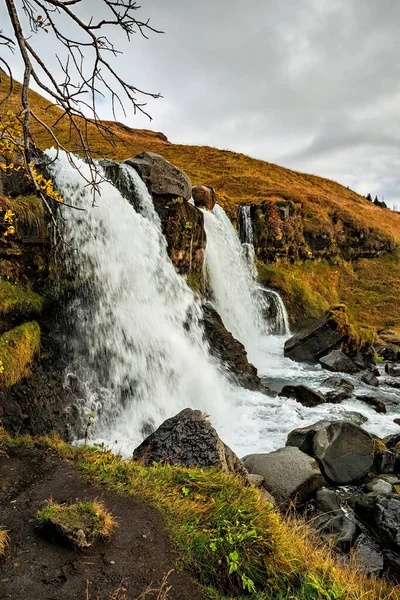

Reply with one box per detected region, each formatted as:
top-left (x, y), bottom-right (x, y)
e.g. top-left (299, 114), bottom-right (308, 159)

top-left (48, 150), bottom-right (400, 457)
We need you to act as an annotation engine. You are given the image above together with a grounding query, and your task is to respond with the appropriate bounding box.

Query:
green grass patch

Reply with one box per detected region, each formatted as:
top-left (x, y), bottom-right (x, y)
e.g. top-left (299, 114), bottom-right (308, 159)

top-left (0, 279), bottom-right (43, 317)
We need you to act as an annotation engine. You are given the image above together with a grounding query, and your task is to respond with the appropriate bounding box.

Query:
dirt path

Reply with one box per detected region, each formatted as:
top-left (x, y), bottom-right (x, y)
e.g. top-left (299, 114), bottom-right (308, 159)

top-left (0, 447), bottom-right (204, 600)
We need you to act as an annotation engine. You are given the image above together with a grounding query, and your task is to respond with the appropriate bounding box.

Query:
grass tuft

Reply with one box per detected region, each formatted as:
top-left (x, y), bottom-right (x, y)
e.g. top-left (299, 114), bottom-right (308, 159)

top-left (37, 499), bottom-right (117, 548)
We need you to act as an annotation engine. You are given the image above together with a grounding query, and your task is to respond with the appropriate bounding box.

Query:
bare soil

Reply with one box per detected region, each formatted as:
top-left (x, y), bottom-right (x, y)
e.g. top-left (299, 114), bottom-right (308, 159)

top-left (0, 446), bottom-right (205, 600)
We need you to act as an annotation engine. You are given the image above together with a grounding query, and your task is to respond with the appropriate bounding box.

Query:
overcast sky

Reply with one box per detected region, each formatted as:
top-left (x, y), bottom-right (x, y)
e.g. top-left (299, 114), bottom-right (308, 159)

top-left (1, 0), bottom-right (400, 207)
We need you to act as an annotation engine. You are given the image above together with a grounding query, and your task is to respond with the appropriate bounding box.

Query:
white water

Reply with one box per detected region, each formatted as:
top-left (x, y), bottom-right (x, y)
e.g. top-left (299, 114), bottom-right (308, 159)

top-left (202, 203), bottom-right (400, 452)
top-left (46, 152), bottom-right (399, 456)
top-left (47, 150), bottom-right (233, 451)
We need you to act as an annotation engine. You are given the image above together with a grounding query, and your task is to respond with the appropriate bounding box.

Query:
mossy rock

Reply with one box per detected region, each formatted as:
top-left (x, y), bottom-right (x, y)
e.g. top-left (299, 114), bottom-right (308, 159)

top-left (0, 280), bottom-right (43, 326)
top-left (0, 321), bottom-right (40, 389)
top-left (37, 500), bottom-right (117, 550)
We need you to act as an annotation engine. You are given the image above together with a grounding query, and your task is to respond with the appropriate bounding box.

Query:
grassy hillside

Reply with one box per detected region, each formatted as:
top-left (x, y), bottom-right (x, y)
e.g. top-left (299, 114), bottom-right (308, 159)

top-left (1, 72), bottom-right (400, 334)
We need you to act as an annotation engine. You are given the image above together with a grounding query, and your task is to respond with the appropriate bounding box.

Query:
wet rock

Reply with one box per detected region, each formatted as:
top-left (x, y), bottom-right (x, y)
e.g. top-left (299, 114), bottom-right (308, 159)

top-left (385, 363), bottom-right (400, 377)
top-left (319, 350), bottom-right (360, 374)
top-left (323, 377), bottom-right (354, 404)
top-left (201, 303), bottom-right (261, 391)
top-left (315, 488), bottom-right (342, 515)
top-left (322, 376), bottom-right (355, 393)
top-left (394, 418), bottom-right (400, 426)
top-left (384, 550), bottom-right (400, 582)
top-left (361, 371), bottom-right (379, 387)
top-left (284, 306), bottom-right (349, 363)
top-left (287, 420), bottom-right (374, 484)
top-left (341, 411), bottom-right (368, 426)
top-left (242, 447), bottom-right (324, 505)
top-left (313, 421), bottom-right (374, 484)
top-left (374, 450), bottom-right (398, 475)
top-left (385, 378), bottom-right (400, 389)
top-left (314, 489), bottom-right (358, 548)
top-left (355, 395), bottom-right (386, 413)
top-left (132, 408), bottom-right (249, 481)
top-left (278, 384), bottom-right (326, 407)
top-left (286, 420), bottom-right (332, 455)
top-left (125, 152), bottom-right (192, 200)
top-left (354, 534), bottom-right (384, 578)
top-left (192, 185), bottom-right (216, 211)
top-left (353, 493), bottom-right (400, 548)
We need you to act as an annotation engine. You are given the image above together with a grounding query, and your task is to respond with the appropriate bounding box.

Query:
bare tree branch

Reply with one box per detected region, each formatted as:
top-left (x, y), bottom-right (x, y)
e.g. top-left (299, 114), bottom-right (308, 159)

top-left (1, 0), bottom-right (163, 231)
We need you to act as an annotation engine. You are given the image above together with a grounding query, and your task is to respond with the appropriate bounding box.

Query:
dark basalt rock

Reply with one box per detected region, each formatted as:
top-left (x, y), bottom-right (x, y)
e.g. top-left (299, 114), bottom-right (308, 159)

top-left (242, 446), bottom-right (324, 505)
top-left (278, 384), bottom-right (326, 407)
top-left (323, 376), bottom-right (354, 404)
top-left (319, 350), bottom-right (360, 374)
top-left (284, 306), bottom-right (349, 363)
top-left (192, 185), bottom-right (216, 211)
top-left (125, 152), bottom-right (192, 200)
top-left (353, 493), bottom-right (400, 549)
top-left (356, 395), bottom-right (387, 413)
top-left (362, 371), bottom-right (379, 387)
top-left (385, 363), bottom-right (400, 377)
top-left (385, 378), bottom-right (400, 389)
top-left (201, 303), bottom-right (261, 391)
top-left (287, 420), bottom-right (374, 484)
top-left (132, 408), bottom-right (249, 481)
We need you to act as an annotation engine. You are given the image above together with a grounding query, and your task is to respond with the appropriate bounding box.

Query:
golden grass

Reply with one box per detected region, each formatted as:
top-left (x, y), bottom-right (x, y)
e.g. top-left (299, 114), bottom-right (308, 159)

top-left (1, 430), bottom-right (398, 600)
top-left (0, 194), bottom-right (47, 241)
top-left (2, 71), bottom-right (400, 251)
top-left (0, 321), bottom-right (40, 389)
top-left (258, 250), bottom-right (400, 335)
top-left (0, 526), bottom-right (9, 557)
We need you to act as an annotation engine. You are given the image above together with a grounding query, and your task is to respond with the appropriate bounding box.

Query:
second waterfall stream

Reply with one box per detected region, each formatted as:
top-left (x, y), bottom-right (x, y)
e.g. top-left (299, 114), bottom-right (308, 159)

top-left (48, 150), bottom-right (396, 457)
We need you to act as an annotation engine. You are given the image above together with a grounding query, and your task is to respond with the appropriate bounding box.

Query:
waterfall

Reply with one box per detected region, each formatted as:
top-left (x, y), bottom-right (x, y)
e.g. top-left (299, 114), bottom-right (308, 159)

top-left (46, 150), bottom-right (228, 448)
top-left (201, 204), bottom-right (269, 347)
top-left (203, 204), bottom-right (289, 343)
top-left (260, 287), bottom-right (290, 335)
top-left (238, 205), bottom-right (256, 271)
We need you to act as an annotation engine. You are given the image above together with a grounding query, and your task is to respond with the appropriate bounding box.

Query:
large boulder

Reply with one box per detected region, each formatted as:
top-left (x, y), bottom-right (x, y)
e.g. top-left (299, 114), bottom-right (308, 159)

top-left (278, 384), bottom-right (326, 407)
top-left (125, 152), bottom-right (192, 200)
top-left (319, 350), bottom-right (359, 374)
top-left (361, 371), bottom-right (379, 387)
top-left (287, 420), bottom-right (374, 484)
top-left (242, 446), bottom-right (324, 504)
top-left (201, 303), bottom-right (261, 391)
top-left (284, 305), bottom-right (350, 363)
top-left (323, 376), bottom-right (354, 403)
top-left (192, 185), bottom-right (216, 211)
top-left (132, 408), bottom-right (248, 480)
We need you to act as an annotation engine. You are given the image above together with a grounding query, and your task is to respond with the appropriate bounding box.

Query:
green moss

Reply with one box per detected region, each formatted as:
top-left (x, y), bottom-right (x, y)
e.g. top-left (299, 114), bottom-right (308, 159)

top-left (185, 272), bottom-right (202, 294)
top-left (37, 500), bottom-right (116, 545)
top-left (0, 321), bottom-right (40, 389)
top-left (0, 279), bottom-right (43, 317)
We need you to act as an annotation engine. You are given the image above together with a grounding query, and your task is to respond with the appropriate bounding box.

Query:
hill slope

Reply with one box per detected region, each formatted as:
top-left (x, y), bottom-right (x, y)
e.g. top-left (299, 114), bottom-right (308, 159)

top-left (1, 72), bottom-right (400, 333)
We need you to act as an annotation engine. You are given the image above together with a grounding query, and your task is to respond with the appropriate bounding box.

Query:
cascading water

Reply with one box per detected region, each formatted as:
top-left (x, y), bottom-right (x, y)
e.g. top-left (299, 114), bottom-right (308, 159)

top-left (238, 205), bottom-right (289, 335)
top-left (45, 150), bottom-right (398, 458)
top-left (47, 150), bottom-right (229, 450)
top-left (238, 205), bottom-right (256, 271)
top-left (201, 204), bottom-right (269, 348)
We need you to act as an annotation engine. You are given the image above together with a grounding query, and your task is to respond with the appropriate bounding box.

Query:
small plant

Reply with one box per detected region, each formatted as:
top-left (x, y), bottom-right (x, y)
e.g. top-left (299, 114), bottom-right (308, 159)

top-left (0, 526), bottom-right (9, 557)
top-left (37, 499), bottom-right (117, 549)
top-left (183, 220), bottom-right (193, 230)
